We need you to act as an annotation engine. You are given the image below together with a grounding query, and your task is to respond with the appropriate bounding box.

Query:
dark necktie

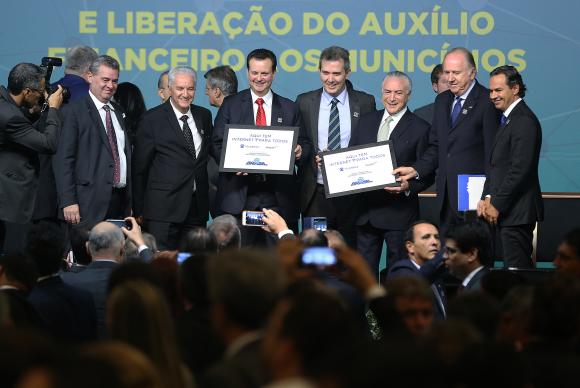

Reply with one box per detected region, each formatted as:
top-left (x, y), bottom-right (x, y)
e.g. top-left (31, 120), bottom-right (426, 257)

top-left (102, 105), bottom-right (120, 185)
top-left (255, 98), bottom-right (266, 126)
top-left (327, 97), bottom-right (341, 150)
top-left (180, 115), bottom-right (197, 159)
top-left (500, 114), bottom-right (508, 126)
top-left (450, 96), bottom-right (463, 127)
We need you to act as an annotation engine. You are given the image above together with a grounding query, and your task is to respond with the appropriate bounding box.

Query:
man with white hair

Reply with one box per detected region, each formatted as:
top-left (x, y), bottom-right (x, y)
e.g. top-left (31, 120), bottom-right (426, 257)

top-left (133, 66), bottom-right (213, 250)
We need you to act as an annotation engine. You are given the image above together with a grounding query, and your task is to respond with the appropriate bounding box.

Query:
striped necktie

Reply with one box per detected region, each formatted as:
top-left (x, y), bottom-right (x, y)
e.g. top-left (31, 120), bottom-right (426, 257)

top-left (327, 97), bottom-right (341, 150)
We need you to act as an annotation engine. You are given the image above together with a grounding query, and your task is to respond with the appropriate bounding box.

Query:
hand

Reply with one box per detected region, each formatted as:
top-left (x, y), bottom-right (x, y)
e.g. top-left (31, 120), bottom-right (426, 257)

top-left (63, 204), bottom-right (81, 224)
top-left (121, 216), bottom-right (145, 246)
top-left (47, 85), bottom-right (64, 109)
top-left (484, 202), bottom-right (500, 225)
top-left (294, 144), bottom-right (302, 160)
top-left (333, 245), bottom-right (377, 293)
top-left (476, 199), bottom-right (487, 217)
top-left (384, 179), bottom-right (409, 194)
top-left (261, 208), bottom-right (289, 234)
top-left (392, 166), bottom-right (418, 182)
top-left (315, 154), bottom-right (323, 169)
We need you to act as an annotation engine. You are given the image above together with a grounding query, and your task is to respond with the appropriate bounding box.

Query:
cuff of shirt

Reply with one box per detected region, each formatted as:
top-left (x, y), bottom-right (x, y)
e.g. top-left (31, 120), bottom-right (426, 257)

top-left (277, 229), bottom-right (294, 239)
top-left (137, 245), bottom-right (148, 253)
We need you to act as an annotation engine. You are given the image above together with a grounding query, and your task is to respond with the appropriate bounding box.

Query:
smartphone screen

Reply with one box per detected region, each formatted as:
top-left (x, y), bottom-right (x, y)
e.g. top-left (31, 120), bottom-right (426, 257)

top-left (242, 211), bottom-right (266, 226)
top-left (177, 252), bottom-right (190, 264)
top-left (312, 217), bottom-right (328, 231)
top-left (300, 247), bottom-right (337, 267)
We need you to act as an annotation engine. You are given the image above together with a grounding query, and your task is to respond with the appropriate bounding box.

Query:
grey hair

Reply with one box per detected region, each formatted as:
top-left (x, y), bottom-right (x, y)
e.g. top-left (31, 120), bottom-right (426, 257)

top-left (88, 224), bottom-right (124, 256)
top-left (204, 65), bottom-right (238, 97)
top-left (89, 55), bottom-right (120, 75)
top-left (65, 45), bottom-right (99, 75)
top-left (168, 66), bottom-right (197, 87)
top-left (384, 71), bottom-right (413, 93)
top-left (208, 214), bottom-right (241, 251)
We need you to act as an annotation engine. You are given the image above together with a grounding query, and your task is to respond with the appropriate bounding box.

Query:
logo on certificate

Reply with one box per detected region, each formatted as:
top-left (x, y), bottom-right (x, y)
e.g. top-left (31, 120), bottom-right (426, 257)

top-left (246, 158), bottom-right (267, 166)
top-left (351, 177), bottom-right (372, 186)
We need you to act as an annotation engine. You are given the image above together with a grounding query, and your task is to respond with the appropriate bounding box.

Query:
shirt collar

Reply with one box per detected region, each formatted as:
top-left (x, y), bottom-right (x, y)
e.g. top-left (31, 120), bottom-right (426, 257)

top-left (169, 97), bottom-right (191, 119)
top-left (456, 80), bottom-right (476, 101)
top-left (322, 87), bottom-right (348, 106)
top-left (462, 265), bottom-right (484, 287)
top-left (89, 90), bottom-right (114, 111)
top-left (381, 106), bottom-right (407, 123)
top-left (503, 98), bottom-right (522, 118)
top-left (250, 89), bottom-right (273, 106)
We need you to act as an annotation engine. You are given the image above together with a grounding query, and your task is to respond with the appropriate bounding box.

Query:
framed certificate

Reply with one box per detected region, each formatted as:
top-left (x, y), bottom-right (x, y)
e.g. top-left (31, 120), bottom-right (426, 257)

top-left (321, 141), bottom-right (399, 198)
top-left (219, 125), bottom-right (299, 175)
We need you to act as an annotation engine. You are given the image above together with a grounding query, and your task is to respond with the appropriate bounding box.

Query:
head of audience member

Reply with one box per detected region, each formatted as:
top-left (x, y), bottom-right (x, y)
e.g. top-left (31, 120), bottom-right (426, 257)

top-left (150, 256), bottom-right (184, 317)
top-left (246, 48), bottom-right (277, 97)
top-left (318, 46), bottom-right (351, 97)
top-left (204, 65), bottom-right (238, 107)
top-left (157, 70), bottom-right (170, 103)
top-left (554, 228), bottom-right (580, 276)
top-left (299, 229), bottom-right (328, 247)
top-left (430, 64), bottom-right (449, 94)
top-left (421, 318), bottom-right (483, 367)
top-left (385, 276), bottom-right (434, 337)
top-left (404, 220), bottom-right (440, 266)
top-left (208, 249), bottom-right (286, 345)
top-left (443, 47), bottom-right (476, 97)
top-left (168, 66), bottom-right (196, 115)
top-left (262, 280), bottom-right (359, 385)
top-left (480, 270), bottom-right (526, 303)
top-left (447, 292), bottom-right (500, 340)
top-left (182, 227), bottom-right (218, 255)
top-left (63, 45), bottom-right (99, 80)
top-left (7, 63), bottom-right (46, 109)
top-left (107, 261), bottom-right (162, 297)
top-left (88, 55), bottom-right (120, 104)
top-left (496, 285), bottom-right (534, 351)
top-left (381, 71), bottom-right (412, 116)
top-left (70, 228), bottom-right (91, 266)
top-left (0, 253), bottom-right (38, 294)
top-left (113, 82), bottom-right (146, 137)
top-left (26, 222), bottom-right (66, 278)
top-left (324, 229), bottom-right (347, 249)
top-left (444, 221), bottom-right (492, 281)
top-left (489, 65), bottom-right (526, 113)
top-left (180, 254), bottom-right (210, 309)
top-left (107, 280), bottom-right (185, 388)
top-left (208, 214), bottom-right (241, 251)
top-left (87, 222), bottom-right (125, 262)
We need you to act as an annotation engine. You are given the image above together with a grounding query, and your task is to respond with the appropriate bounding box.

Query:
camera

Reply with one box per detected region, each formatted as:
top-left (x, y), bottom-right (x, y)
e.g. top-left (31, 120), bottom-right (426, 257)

top-left (299, 247), bottom-right (337, 268)
top-left (40, 57), bottom-right (70, 102)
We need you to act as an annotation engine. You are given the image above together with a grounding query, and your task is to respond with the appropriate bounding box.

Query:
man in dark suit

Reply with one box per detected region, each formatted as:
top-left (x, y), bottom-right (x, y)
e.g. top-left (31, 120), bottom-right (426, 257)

top-left (212, 48), bottom-right (311, 246)
top-left (349, 71), bottom-right (432, 278)
top-left (477, 66), bottom-right (543, 269)
top-left (414, 64), bottom-right (449, 125)
top-left (62, 221), bottom-right (124, 338)
top-left (444, 221), bottom-right (492, 291)
top-left (296, 46), bottom-right (375, 248)
top-left (133, 66), bottom-right (213, 250)
top-left (54, 55), bottom-right (131, 230)
top-left (387, 220), bottom-right (447, 318)
top-left (395, 47), bottom-right (500, 238)
top-left (0, 63), bottom-right (63, 252)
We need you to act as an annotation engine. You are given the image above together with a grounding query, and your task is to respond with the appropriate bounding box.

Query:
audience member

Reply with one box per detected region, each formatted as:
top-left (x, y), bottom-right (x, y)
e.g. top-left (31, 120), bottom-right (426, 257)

top-left (52, 45), bottom-right (99, 102)
top-left (182, 227), bottom-right (218, 255)
top-left (208, 214), bottom-right (242, 251)
top-left (553, 227), bottom-right (580, 275)
top-left (69, 227), bottom-right (91, 272)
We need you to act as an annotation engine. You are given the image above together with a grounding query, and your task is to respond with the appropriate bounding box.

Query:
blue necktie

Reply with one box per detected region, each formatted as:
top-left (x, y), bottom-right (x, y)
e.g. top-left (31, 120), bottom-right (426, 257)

top-left (500, 114), bottom-right (508, 126)
top-left (450, 96), bottom-right (463, 127)
top-left (327, 98), bottom-right (341, 150)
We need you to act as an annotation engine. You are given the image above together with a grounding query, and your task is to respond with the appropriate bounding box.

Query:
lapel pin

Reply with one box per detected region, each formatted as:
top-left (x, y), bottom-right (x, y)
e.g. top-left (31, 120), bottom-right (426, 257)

top-left (353, 112), bottom-right (359, 118)
top-left (277, 117), bottom-right (283, 123)
top-left (122, 113), bottom-right (126, 118)
top-left (462, 109), bottom-right (468, 115)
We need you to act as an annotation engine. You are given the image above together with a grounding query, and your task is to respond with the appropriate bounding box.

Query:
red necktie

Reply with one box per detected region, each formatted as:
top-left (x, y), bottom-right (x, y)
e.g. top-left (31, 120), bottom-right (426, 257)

top-left (255, 98), bottom-right (266, 126)
top-left (102, 105), bottom-right (120, 185)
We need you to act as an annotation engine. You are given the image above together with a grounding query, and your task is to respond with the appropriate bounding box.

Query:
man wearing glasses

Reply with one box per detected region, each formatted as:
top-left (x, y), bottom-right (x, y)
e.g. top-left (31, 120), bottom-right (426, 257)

top-left (0, 62), bottom-right (63, 252)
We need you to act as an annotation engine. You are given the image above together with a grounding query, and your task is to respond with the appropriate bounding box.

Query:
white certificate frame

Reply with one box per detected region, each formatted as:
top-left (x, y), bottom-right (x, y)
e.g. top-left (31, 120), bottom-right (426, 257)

top-left (321, 141), bottom-right (399, 198)
top-left (219, 125), bottom-right (299, 175)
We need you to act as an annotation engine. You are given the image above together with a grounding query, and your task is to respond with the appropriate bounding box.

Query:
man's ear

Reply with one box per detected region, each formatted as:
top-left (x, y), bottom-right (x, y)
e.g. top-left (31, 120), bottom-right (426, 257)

top-left (466, 248), bottom-right (479, 263)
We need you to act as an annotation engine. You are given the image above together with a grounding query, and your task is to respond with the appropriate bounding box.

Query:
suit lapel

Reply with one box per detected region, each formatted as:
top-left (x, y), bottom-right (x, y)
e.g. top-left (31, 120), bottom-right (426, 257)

top-left (85, 96), bottom-right (114, 157)
top-left (348, 89), bottom-right (362, 133)
top-left (164, 100), bottom-right (191, 155)
top-left (389, 109), bottom-right (412, 140)
top-left (241, 90), bottom-right (255, 125)
top-left (450, 81), bottom-right (482, 133)
top-left (310, 89), bottom-right (322, 146)
top-left (271, 92), bottom-right (284, 126)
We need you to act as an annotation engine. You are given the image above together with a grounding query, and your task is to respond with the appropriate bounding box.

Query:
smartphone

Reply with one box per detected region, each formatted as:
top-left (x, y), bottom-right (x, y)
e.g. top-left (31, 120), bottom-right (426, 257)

top-left (302, 217), bottom-right (327, 232)
top-left (106, 219), bottom-right (132, 230)
top-left (300, 247), bottom-right (337, 268)
top-left (241, 210), bottom-right (266, 227)
top-left (177, 252), bottom-right (190, 264)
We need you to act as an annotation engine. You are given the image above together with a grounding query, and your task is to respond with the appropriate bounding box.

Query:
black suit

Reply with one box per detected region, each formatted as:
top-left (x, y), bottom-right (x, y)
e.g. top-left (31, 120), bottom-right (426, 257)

top-left (54, 94), bottom-right (131, 229)
top-left (414, 102), bottom-right (435, 125)
top-left (296, 86), bottom-right (375, 248)
top-left (349, 109), bottom-right (432, 277)
top-left (213, 89), bottom-right (312, 245)
top-left (133, 100), bottom-right (213, 249)
top-left (482, 100), bottom-right (543, 268)
top-left (414, 81), bottom-right (499, 236)
top-left (464, 266), bottom-right (490, 291)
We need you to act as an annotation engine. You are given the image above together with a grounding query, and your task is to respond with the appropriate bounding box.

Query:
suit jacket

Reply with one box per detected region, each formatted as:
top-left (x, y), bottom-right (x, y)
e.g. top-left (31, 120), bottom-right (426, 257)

top-left (464, 266), bottom-right (490, 291)
top-left (54, 94), bottom-right (131, 228)
top-left (52, 74), bottom-right (89, 103)
top-left (212, 89), bottom-right (312, 220)
top-left (414, 102), bottom-right (434, 125)
top-left (295, 87), bottom-right (376, 212)
top-left (133, 100), bottom-right (213, 224)
top-left (61, 260), bottom-right (118, 338)
top-left (28, 275), bottom-right (97, 342)
top-left (414, 81), bottom-right (499, 215)
top-left (1, 288), bottom-right (46, 329)
top-left (386, 257), bottom-right (447, 318)
top-left (482, 100), bottom-right (543, 226)
top-left (349, 109), bottom-right (432, 230)
top-left (0, 86), bottom-right (60, 223)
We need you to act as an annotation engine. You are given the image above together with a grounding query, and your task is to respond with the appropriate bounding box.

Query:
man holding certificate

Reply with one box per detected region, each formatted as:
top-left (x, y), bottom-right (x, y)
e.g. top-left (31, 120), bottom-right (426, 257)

top-left (212, 49), bottom-right (311, 246)
top-left (349, 71), bottom-right (432, 279)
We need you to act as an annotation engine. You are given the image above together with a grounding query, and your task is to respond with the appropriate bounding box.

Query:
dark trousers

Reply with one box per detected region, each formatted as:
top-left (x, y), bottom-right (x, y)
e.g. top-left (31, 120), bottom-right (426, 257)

top-left (356, 223), bottom-right (405, 280)
top-left (304, 184), bottom-right (357, 249)
top-left (105, 188), bottom-right (127, 221)
top-left (498, 223), bottom-right (535, 269)
top-left (147, 193), bottom-right (205, 251)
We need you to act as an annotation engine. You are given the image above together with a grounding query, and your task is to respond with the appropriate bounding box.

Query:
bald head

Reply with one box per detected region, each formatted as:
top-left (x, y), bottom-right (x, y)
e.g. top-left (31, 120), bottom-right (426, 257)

top-left (87, 222), bottom-right (125, 260)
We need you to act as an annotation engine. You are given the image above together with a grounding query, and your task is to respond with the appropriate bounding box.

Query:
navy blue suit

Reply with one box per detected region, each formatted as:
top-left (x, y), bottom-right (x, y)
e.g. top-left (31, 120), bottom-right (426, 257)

top-left (349, 109), bottom-right (432, 276)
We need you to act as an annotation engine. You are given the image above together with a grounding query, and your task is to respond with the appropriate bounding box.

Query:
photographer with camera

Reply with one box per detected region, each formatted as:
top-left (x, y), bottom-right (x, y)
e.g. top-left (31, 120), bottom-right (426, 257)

top-left (0, 62), bottom-right (63, 252)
